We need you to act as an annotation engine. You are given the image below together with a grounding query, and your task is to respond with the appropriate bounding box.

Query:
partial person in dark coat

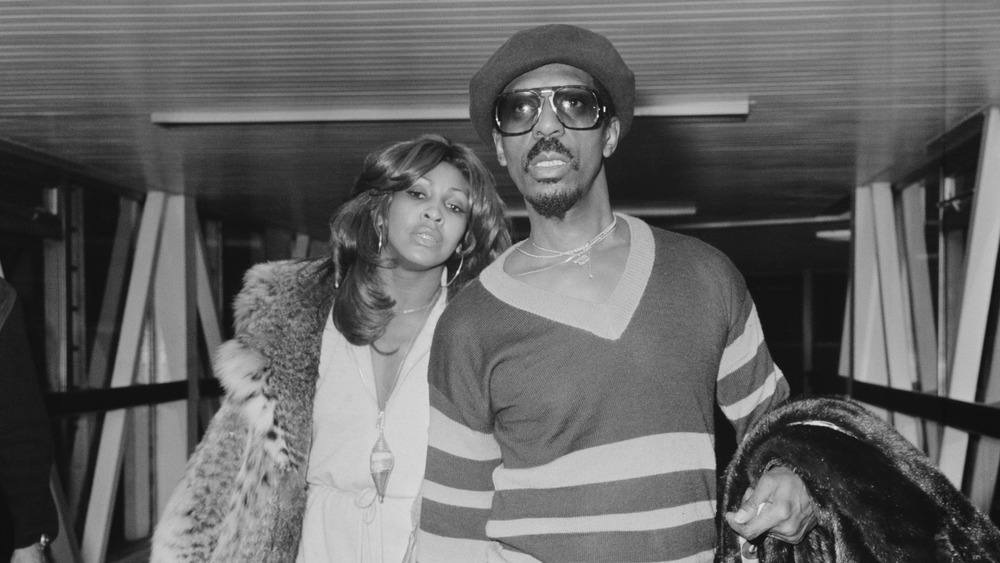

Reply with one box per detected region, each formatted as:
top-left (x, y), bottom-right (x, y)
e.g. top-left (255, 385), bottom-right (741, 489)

top-left (719, 396), bottom-right (1000, 562)
top-left (0, 277), bottom-right (58, 563)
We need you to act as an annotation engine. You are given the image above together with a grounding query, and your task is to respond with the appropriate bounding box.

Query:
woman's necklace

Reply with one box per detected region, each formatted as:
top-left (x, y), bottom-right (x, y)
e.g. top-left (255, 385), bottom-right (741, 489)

top-left (514, 215), bottom-right (618, 278)
top-left (364, 289), bottom-right (438, 503)
top-left (395, 287), bottom-right (441, 315)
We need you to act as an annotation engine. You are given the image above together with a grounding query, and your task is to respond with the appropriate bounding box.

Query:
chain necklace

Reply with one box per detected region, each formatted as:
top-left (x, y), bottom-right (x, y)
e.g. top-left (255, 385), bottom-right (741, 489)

top-left (514, 215), bottom-right (618, 278)
top-left (362, 291), bottom-right (438, 502)
top-left (395, 286), bottom-right (442, 315)
top-left (524, 214), bottom-right (618, 258)
top-left (512, 253), bottom-right (579, 277)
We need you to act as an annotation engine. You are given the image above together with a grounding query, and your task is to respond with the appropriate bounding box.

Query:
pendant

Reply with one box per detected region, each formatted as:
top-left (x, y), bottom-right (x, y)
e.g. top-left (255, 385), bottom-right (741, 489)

top-left (571, 253), bottom-right (590, 266)
top-left (370, 413), bottom-right (394, 503)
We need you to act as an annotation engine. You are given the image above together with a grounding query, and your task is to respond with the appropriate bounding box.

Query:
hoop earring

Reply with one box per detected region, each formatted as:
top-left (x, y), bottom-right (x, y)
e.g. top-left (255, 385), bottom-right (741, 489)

top-left (445, 252), bottom-right (464, 287)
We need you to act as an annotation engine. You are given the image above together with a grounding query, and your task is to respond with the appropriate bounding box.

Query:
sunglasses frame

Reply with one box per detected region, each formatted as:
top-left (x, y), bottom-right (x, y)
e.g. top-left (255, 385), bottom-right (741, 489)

top-left (492, 85), bottom-right (607, 137)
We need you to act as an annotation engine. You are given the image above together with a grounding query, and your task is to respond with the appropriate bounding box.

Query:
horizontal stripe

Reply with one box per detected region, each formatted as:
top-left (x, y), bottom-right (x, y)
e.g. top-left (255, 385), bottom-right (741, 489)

top-left (490, 522), bottom-right (717, 563)
top-left (719, 368), bottom-right (782, 420)
top-left (486, 499), bottom-right (715, 538)
top-left (493, 469), bottom-right (717, 519)
top-left (428, 406), bottom-right (502, 461)
top-left (420, 499), bottom-right (493, 542)
top-left (425, 447), bottom-right (500, 492)
top-left (524, 520), bottom-right (717, 561)
top-left (493, 433), bottom-right (714, 491)
top-left (422, 480), bottom-right (494, 510)
top-left (716, 339), bottom-right (775, 407)
top-left (417, 530), bottom-right (493, 563)
top-left (717, 302), bottom-right (762, 381)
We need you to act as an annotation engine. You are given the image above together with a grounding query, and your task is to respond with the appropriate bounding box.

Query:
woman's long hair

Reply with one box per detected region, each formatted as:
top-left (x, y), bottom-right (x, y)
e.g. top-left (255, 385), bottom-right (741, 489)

top-left (312, 134), bottom-right (510, 346)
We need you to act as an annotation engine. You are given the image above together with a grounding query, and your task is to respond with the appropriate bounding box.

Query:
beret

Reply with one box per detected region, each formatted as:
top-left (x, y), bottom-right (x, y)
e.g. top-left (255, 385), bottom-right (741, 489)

top-left (469, 24), bottom-right (635, 149)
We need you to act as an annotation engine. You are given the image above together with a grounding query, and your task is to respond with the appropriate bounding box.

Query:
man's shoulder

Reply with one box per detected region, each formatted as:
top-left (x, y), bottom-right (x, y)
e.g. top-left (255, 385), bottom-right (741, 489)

top-left (438, 276), bottom-right (515, 335)
top-left (442, 278), bottom-right (493, 318)
top-left (644, 222), bottom-right (745, 286)
top-left (647, 223), bottom-right (726, 259)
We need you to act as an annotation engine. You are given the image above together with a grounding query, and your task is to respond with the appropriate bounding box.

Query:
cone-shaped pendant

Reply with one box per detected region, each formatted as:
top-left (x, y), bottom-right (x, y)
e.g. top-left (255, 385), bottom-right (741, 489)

top-left (370, 422), bottom-right (394, 503)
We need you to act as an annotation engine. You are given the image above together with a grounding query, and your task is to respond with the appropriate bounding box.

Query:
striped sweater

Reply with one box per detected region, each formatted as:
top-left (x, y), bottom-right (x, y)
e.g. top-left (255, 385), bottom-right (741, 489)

top-left (418, 215), bottom-right (788, 562)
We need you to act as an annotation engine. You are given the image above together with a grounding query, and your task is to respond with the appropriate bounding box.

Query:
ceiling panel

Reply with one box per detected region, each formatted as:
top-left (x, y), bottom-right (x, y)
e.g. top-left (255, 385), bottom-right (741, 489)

top-left (2, 0), bottom-right (998, 273)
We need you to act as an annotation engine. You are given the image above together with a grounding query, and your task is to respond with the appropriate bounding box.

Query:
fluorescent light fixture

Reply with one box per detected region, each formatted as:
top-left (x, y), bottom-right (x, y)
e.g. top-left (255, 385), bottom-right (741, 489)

top-left (815, 229), bottom-right (851, 242)
top-left (150, 95), bottom-right (750, 125)
top-left (669, 213), bottom-right (850, 231)
top-left (633, 94), bottom-right (751, 119)
top-left (505, 201), bottom-right (696, 219)
top-left (151, 107), bottom-right (465, 125)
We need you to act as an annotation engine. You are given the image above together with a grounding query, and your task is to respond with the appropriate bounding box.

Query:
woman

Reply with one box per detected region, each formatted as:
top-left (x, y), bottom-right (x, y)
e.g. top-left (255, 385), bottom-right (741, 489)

top-left (151, 134), bottom-right (510, 562)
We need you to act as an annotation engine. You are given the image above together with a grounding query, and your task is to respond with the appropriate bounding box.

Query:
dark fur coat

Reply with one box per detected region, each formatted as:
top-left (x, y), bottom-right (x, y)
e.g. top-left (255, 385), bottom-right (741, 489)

top-left (718, 397), bottom-right (1000, 562)
top-left (151, 260), bottom-right (332, 562)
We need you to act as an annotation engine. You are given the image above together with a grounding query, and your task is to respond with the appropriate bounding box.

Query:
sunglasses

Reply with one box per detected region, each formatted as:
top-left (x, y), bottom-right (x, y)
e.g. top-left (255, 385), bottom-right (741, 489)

top-left (492, 85), bottom-right (606, 136)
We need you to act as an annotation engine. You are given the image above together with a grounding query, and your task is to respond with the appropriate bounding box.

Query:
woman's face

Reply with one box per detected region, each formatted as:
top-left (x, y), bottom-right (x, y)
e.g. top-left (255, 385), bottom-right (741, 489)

top-left (383, 161), bottom-right (471, 272)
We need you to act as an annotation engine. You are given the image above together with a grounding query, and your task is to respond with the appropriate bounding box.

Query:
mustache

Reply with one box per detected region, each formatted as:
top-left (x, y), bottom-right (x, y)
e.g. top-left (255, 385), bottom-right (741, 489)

top-left (524, 137), bottom-right (574, 164)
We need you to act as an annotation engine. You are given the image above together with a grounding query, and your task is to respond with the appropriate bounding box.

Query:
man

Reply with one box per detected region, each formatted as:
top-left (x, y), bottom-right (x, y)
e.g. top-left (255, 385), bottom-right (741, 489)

top-left (418, 24), bottom-right (814, 562)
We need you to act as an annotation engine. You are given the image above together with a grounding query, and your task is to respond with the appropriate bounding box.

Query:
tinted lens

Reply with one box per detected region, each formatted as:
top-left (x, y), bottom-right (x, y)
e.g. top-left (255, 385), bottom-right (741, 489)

top-left (493, 87), bottom-right (602, 134)
top-left (552, 87), bottom-right (600, 128)
top-left (495, 91), bottom-right (541, 134)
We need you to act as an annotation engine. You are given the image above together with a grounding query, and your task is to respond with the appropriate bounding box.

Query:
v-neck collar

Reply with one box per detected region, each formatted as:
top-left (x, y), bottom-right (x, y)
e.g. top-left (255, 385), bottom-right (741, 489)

top-left (351, 288), bottom-right (446, 408)
top-left (480, 214), bottom-right (653, 340)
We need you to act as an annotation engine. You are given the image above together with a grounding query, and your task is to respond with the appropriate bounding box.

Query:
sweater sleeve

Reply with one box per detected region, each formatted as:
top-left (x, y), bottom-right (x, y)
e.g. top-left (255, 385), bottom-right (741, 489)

top-left (716, 286), bottom-right (789, 442)
top-left (417, 302), bottom-right (501, 562)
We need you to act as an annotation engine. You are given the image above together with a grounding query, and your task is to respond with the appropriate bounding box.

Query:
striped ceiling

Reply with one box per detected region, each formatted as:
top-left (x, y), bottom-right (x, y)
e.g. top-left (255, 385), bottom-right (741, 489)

top-left (2, 0), bottom-right (999, 272)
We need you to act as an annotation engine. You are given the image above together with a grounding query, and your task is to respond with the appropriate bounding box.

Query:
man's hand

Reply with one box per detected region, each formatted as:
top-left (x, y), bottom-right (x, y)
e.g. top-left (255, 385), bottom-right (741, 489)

top-left (723, 465), bottom-right (816, 544)
top-left (10, 544), bottom-right (46, 563)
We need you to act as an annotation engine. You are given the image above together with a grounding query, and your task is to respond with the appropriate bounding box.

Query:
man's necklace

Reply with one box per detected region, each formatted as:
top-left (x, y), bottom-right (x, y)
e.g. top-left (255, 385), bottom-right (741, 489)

top-left (514, 215), bottom-right (618, 277)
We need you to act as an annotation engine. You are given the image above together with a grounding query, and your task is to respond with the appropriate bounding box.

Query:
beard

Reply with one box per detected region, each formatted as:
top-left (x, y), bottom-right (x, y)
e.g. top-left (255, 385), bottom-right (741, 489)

top-left (521, 137), bottom-right (583, 220)
top-left (525, 185), bottom-right (585, 220)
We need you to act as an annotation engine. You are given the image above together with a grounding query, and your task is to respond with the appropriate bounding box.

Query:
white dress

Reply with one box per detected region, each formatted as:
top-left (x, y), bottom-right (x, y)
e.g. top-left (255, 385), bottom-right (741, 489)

top-left (296, 291), bottom-right (445, 563)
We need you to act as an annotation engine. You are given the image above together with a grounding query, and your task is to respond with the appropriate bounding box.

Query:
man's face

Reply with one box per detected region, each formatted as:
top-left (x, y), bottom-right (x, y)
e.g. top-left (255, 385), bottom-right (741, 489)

top-left (492, 63), bottom-right (620, 220)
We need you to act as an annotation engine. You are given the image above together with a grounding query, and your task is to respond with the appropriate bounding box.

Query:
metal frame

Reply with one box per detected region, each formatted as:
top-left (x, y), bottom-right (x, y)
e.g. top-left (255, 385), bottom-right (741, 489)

top-left (849, 107), bottom-right (1000, 511)
top-left (80, 192), bottom-right (222, 563)
top-left (899, 181), bottom-right (942, 459)
top-left (69, 198), bottom-right (138, 524)
top-left (871, 182), bottom-right (923, 447)
top-left (851, 184), bottom-right (891, 421)
top-left (938, 108), bottom-right (1000, 490)
top-left (80, 191), bottom-right (164, 562)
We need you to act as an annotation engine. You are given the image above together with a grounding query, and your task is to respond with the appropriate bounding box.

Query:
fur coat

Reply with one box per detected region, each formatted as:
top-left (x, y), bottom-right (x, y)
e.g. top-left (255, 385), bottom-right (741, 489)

top-left (151, 259), bottom-right (332, 562)
top-left (718, 396), bottom-right (1000, 562)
